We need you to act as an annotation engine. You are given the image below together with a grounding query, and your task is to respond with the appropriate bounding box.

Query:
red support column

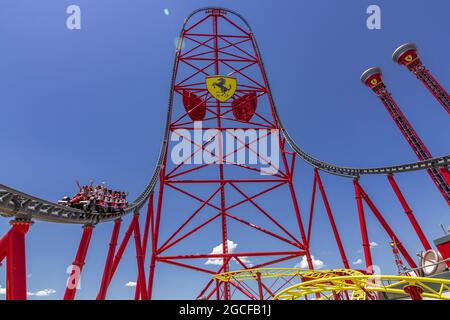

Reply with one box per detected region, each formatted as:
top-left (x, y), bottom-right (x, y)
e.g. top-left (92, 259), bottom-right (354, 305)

top-left (107, 215), bottom-right (138, 286)
top-left (353, 179), bottom-right (373, 269)
top-left (393, 43), bottom-right (450, 114)
top-left (387, 174), bottom-right (432, 251)
top-left (306, 173), bottom-right (317, 245)
top-left (97, 218), bottom-right (122, 300)
top-left (441, 169), bottom-right (450, 186)
top-left (403, 285), bottom-right (424, 300)
top-left (64, 224), bottom-right (94, 300)
top-left (280, 144), bottom-right (314, 271)
top-left (135, 193), bottom-right (153, 300)
top-left (315, 169), bottom-right (350, 269)
top-left (256, 272), bottom-right (264, 300)
top-left (360, 67), bottom-right (450, 205)
top-left (96, 215), bottom-right (138, 298)
top-left (6, 220), bottom-right (32, 300)
top-left (0, 230), bottom-right (11, 264)
top-left (212, 10), bottom-right (231, 300)
top-left (358, 183), bottom-right (418, 269)
top-left (148, 177), bottom-right (166, 299)
top-left (215, 279), bottom-right (221, 300)
top-left (133, 213), bottom-right (148, 300)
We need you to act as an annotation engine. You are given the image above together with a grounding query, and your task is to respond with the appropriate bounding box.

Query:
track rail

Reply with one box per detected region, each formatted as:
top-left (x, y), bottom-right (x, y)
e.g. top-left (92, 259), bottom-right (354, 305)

top-left (0, 7), bottom-right (448, 224)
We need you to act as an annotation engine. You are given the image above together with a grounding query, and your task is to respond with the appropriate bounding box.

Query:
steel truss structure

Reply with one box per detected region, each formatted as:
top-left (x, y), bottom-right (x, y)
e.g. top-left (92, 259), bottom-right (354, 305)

top-left (0, 7), bottom-right (449, 300)
top-left (147, 7), bottom-right (315, 300)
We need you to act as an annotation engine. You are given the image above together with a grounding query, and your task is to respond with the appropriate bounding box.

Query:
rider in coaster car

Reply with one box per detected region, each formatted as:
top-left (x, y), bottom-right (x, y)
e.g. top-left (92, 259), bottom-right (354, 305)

top-left (70, 185), bottom-right (89, 205)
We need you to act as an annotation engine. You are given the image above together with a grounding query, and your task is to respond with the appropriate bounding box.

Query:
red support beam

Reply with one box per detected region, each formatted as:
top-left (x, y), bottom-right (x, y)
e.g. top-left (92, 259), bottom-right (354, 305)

top-left (133, 214), bottom-right (148, 300)
top-left (6, 220), bottom-right (32, 300)
top-left (306, 172), bottom-right (317, 245)
top-left (387, 174), bottom-right (432, 251)
top-left (135, 193), bottom-right (154, 300)
top-left (0, 229), bottom-right (11, 264)
top-left (97, 218), bottom-right (122, 300)
top-left (403, 285), bottom-right (424, 300)
top-left (358, 182), bottom-right (418, 269)
top-left (256, 272), bottom-right (264, 300)
top-left (64, 224), bottom-right (94, 300)
top-left (215, 280), bottom-right (221, 300)
top-left (147, 177), bottom-right (167, 300)
top-left (315, 169), bottom-right (350, 269)
top-left (157, 250), bottom-right (306, 260)
top-left (353, 179), bottom-right (373, 269)
top-left (107, 214), bottom-right (138, 286)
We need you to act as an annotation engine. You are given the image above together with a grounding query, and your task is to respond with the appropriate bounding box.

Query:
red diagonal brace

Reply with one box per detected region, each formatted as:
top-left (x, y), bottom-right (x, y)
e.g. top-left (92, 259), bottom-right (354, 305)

top-left (64, 224), bottom-right (94, 300)
top-left (97, 218), bottom-right (122, 300)
top-left (358, 181), bottom-right (418, 269)
top-left (353, 179), bottom-right (373, 269)
top-left (315, 169), bottom-right (350, 269)
top-left (6, 220), bottom-right (32, 300)
top-left (387, 175), bottom-right (432, 251)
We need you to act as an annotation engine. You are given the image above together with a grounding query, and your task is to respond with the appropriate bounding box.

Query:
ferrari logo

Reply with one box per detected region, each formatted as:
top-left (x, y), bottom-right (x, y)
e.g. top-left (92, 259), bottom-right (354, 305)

top-left (405, 54), bottom-right (413, 62)
top-left (370, 78), bottom-right (378, 86)
top-left (206, 76), bottom-right (237, 102)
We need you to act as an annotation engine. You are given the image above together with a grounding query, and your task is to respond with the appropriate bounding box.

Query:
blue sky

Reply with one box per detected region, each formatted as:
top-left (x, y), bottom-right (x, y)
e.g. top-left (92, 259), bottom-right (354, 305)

top-left (0, 0), bottom-right (449, 299)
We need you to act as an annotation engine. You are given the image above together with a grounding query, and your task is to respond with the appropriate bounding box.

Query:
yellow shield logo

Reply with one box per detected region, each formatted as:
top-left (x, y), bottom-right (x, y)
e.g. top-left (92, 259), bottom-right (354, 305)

top-left (405, 54), bottom-right (413, 62)
top-left (370, 78), bottom-right (378, 86)
top-left (206, 76), bottom-right (237, 102)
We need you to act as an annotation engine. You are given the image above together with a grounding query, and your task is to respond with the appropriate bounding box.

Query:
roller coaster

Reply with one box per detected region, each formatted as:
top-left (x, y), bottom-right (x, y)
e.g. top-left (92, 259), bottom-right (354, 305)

top-left (0, 7), bottom-right (449, 300)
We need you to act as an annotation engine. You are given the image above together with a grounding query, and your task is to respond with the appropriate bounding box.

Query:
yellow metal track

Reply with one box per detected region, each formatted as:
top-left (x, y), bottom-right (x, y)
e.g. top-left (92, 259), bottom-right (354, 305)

top-left (213, 268), bottom-right (450, 300)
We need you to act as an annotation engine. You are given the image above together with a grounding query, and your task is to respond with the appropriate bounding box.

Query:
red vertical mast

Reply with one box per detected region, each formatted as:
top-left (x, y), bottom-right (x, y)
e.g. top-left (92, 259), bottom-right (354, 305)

top-left (393, 43), bottom-right (450, 114)
top-left (360, 67), bottom-right (450, 205)
top-left (146, 8), bottom-right (313, 300)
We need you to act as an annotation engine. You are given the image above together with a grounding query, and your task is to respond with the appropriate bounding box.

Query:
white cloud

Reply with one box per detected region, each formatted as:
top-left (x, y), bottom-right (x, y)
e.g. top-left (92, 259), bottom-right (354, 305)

top-left (205, 240), bottom-right (253, 267)
top-left (125, 281), bottom-right (137, 287)
top-left (239, 256), bottom-right (253, 267)
top-left (357, 242), bottom-right (379, 253)
top-left (0, 285), bottom-right (55, 297)
top-left (206, 240), bottom-right (237, 265)
top-left (295, 255), bottom-right (324, 269)
top-left (27, 288), bottom-right (56, 297)
top-left (34, 289), bottom-right (56, 297)
top-left (352, 258), bottom-right (363, 265)
top-left (163, 8), bottom-right (170, 16)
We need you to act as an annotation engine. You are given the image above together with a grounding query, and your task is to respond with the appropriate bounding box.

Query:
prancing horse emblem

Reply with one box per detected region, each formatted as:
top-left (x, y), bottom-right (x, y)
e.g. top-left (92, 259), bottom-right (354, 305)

top-left (206, 76), bottom-right (237, 102)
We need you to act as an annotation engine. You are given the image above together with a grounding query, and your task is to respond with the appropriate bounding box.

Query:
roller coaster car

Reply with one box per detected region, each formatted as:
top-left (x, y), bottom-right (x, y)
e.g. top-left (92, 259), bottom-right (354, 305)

top-left (59, 196), bottom-right (127, 214)
top-left (59, 196), bottom-right (128, 214)
top-left (58, 196), bottom-right (96, 213)
top-left (95, 199), bottom-right (127, 214)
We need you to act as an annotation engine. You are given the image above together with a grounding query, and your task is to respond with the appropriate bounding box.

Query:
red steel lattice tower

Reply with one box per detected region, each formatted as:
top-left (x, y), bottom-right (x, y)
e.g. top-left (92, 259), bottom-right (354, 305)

top-left (392, 43), bottom-right (450, 114)
top-left (360, 67), bottom-right (450, 205)
top-left (146, 8), bottom-right (314, 300)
